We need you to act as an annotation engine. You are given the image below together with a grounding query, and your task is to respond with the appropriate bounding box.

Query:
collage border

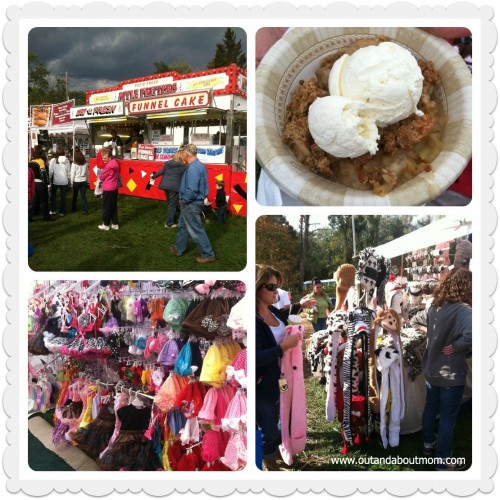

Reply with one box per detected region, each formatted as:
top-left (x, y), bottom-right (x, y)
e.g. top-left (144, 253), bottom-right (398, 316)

top-left (2, 1), bottom-right (497, 496)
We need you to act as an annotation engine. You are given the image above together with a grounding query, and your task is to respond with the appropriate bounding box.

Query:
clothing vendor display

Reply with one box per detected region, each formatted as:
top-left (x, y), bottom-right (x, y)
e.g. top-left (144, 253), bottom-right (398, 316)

top-left (304, 234), bottom-right (472, 455)
top-left (371, 309), bottom-right (405, 449)
top-left (28, 279), bottom-right (247, 472)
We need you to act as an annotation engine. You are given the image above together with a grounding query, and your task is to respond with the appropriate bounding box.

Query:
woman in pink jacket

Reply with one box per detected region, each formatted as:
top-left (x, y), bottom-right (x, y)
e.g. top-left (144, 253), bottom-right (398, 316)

top-left (98, 149), bottom-right (120, 231)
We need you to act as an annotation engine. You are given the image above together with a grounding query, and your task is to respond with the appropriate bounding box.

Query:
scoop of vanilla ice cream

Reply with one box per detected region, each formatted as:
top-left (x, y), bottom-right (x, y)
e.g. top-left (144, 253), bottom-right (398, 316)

top-left (328, 42), bottom-right (424, 127)
top-left (308, 95), bottom-right (379, 158)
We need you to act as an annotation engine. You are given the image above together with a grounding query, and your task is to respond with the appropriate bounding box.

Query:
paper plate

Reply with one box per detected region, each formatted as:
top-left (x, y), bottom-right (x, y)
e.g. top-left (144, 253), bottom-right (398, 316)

top-left (256, 27), bottom-right (472, 206)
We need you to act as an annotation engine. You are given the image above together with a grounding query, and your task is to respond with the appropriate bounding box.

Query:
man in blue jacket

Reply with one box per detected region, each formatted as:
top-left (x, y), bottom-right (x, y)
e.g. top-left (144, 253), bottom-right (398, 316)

top-left (170, 144), bottom-right (216, 263)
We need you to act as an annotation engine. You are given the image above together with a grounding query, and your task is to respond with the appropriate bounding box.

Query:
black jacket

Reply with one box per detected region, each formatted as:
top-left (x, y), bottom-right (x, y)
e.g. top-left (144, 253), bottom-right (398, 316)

top-left (215, 188), bottom-right (227, 207)
top-left (151, 160), bottom-right (186, 192)
top-left (256, 305), bottom-right (287, 402)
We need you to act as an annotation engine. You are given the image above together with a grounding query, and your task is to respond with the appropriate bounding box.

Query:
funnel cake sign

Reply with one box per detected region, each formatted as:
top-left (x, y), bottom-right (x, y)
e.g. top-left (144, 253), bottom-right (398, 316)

top-left (126, 90), bottom-right (210, 115)
top-left (70, 102), bottom-right (124, 119)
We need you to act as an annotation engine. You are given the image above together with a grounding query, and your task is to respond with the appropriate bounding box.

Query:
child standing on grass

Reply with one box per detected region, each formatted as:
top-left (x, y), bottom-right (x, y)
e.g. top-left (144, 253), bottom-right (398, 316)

top-left (215, 180), bottom-right (228, 224)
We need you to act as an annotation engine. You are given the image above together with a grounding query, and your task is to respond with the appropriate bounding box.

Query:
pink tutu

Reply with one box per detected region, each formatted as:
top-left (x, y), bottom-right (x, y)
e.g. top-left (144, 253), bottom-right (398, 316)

top-left (153, 372), bottom-right (188, 413)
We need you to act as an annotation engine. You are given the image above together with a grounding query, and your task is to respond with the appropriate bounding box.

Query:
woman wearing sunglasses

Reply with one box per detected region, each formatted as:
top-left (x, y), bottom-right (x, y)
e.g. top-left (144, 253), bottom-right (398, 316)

top-left (255, 264), bottom-right (316, 471)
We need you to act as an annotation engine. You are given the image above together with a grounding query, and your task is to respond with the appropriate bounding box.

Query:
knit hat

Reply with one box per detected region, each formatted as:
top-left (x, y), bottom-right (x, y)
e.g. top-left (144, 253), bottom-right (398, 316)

top-left (158, 338), bottom-right (180, 367)
top-left (174, 342), bottom-right (193, 377)
top-left (163, 299), bottom-right (191, 331)
top-left (453, 239), bottom-right (472, 270)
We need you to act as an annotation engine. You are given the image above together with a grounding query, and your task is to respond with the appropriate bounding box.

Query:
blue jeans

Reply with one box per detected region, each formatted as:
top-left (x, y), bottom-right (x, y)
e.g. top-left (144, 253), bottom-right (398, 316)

top-left (174, 202), bottom-right (215, 258)
top-left (422, 382), bottom-right (465, 459)
top-left (216, 205), bottom-right (227, 224)
top-left (51, 184), bottom-right (67, 214)
top-left (72, 181), bottom-right (89, 213)
top-left (256, 397), bottom-right (281, 457)
top-left (165, 190), bottom-right (179, 226)
top-left (313, 317), bottom-right (328, 332)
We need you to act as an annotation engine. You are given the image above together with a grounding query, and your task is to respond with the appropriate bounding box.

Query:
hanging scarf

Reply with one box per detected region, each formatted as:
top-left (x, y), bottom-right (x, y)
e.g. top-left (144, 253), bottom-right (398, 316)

top-left (341, 307), bottom-right (374, 451)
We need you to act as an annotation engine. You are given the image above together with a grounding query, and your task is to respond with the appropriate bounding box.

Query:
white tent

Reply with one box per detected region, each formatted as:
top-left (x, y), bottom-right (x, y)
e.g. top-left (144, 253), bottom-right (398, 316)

top-left (373, 215), bottom-right (472, 259)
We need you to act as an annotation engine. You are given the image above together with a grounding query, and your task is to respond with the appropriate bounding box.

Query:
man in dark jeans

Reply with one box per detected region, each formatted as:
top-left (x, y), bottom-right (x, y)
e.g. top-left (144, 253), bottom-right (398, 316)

top-left (169, 144), bottom-right (216, 264)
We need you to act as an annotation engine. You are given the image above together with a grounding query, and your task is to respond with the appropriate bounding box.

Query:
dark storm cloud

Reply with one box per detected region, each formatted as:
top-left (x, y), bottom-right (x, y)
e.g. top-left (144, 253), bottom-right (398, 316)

top-left (29, 27), bottom-right (247, 92)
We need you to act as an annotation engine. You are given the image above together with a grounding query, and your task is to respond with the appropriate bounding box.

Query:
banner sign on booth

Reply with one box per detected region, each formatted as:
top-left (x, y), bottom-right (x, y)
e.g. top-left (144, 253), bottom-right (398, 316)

top-left (137, 144), bottom-right (155, 161)
top-left (154, 146), bottom-right (180, 161)
top-left (51, 100), bottom-right (73, 126)
top-left (70, 102), bottom-right (124, 119)
top-left (191, 133), bottom-right (211, 145)
top-left (126, 90), bottom-right (210, 115)
top-left (153, 145), bottom-right (225, 163)
top-left (197, 146), bottom-right (226, 164)
top-left (30, 105), bottom-right (52, 128)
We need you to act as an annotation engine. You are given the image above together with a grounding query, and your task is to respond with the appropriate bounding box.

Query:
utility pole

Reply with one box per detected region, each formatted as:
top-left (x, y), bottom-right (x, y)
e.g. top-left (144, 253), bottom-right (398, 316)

top-left (65, 72), bottom-right (69, 101)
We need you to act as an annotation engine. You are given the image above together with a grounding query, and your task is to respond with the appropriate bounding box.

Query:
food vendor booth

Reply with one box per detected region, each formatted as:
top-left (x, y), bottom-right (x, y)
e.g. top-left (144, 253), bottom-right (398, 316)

top-left (70, 64), bottom-right (247, 216)
top-left (29, 101), bottom-right (90, 158)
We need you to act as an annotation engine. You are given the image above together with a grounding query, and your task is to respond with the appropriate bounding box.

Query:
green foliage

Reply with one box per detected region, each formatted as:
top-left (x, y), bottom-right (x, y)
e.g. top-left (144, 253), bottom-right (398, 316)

top-left (153, 61), bottom-right (192, 74)
top-left (257, 215), bottom-right (441, 296)
top-left (255, 215), bottom-right (300, 289)
top-left (206, 28), bottom-right (246, 69)
top-left (28, 53), bottom-right (87, 106)
top-left (28, 53), bottom-right (51, 106)
top-left (29, 195), bottom-right (246, 271)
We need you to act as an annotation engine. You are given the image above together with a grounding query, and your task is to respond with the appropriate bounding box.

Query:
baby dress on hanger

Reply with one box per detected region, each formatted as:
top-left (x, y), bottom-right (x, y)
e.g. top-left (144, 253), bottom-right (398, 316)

top-left (96, 403), bottom-right (160, 471)
top-left (72, 390), bottom-right (116, 459)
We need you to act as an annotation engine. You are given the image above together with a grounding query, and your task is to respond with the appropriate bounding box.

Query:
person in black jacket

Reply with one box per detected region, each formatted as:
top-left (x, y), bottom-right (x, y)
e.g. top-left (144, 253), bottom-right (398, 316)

top-left (150, 150), bottom-right (187, 228)
top-left (215, 180), bottom-right (228, 224)
top-left (255, 264), bottom-right (316, 471)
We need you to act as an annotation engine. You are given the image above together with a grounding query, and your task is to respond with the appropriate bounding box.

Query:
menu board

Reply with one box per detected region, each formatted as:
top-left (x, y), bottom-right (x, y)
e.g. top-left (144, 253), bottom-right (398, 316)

top-left (137, 144), bottom-right (155, 161)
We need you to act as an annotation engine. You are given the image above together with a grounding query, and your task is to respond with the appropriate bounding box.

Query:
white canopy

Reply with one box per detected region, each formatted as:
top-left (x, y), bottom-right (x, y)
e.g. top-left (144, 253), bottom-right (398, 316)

top-left (31, 121), bottom-right (89, 135)
top-left (373, 215), bottom-right (472, 259)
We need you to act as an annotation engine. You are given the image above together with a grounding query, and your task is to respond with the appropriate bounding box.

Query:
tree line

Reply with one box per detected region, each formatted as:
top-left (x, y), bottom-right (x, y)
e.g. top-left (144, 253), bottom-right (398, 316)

top-left (28, 28), bottom-right (246, 107)
top-left (256, 215), bottom-right (437, 294)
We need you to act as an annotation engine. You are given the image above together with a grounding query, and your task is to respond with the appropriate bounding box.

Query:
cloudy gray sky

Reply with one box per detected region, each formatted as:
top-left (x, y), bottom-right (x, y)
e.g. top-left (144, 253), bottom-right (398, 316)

top-left (28, 27), bottom-right (247, 92)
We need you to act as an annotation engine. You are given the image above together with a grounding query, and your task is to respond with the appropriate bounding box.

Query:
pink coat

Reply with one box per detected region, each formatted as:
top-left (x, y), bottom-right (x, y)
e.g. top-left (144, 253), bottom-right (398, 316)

top-left (279, 324), bottom-right (307, 465)
top-left (98, 158), bottom-right (120, 191)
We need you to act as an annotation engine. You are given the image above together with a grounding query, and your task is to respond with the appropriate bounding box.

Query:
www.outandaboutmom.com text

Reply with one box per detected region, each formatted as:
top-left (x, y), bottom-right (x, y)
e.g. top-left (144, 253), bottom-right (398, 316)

top-left (330, 456), bottom-right (466, 466)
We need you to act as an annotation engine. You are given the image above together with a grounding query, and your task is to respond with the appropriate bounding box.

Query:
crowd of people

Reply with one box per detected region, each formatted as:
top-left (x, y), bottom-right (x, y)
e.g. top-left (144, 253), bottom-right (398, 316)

top-left (28, 142), bottom-right (226, 263)
top-left (255, 264), bottom-right (472, 472)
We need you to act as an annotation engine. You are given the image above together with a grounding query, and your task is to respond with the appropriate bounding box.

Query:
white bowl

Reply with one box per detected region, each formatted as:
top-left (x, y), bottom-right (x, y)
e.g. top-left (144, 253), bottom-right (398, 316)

top-left (256, 27), bottom-right (472, 206)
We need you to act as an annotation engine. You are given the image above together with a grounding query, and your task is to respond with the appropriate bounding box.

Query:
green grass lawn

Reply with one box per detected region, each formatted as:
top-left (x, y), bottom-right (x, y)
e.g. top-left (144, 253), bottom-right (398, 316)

top-left (279, 368), bottom-right (472, 471)
top-left (29, 193), bottom-right (247, 271)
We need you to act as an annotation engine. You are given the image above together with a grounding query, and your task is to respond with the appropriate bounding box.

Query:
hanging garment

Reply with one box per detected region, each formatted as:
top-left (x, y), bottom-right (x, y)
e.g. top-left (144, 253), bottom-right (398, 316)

top-left (221, 388), bottom-right (247, 432)
top-left (375, 346), bottom-right (404, 448)
top-left (96, 405), bottom-right (160, 471)
top-left (325, 311), bottom-right (348, 421)
top-left (199, 341), bottom-right (241, 387)
top-left (355, 248), bottom-right (381, 309)
top-left (154, 372), bottom-right (188, 413)
top-left (72, 395), bottom-right (116, 459)
top-left (220, 430), bottom-right (247, 471)
top-left (342, 307), bottom-right (374, 451)
top-left (179, 417), bottom-right (200, 446)
top-left (278, 324), bottom-right (307, 466)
